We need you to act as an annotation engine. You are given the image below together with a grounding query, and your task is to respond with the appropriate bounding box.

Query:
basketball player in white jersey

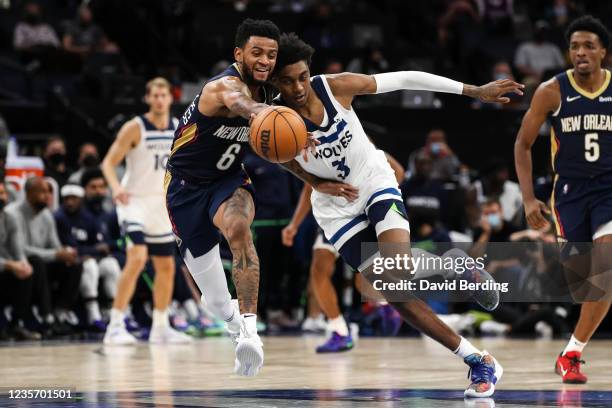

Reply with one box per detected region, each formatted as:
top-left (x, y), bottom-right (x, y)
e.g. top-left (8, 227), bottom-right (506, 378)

top-left (102, 77), bottom-right (191, 344)
top-left (271, 33), bottom-right (523, 397)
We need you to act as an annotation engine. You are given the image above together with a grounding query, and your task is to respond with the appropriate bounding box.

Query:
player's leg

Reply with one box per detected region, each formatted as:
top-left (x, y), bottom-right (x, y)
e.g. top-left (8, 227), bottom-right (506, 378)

top-left (369, 199), bottom-right (502, 398)
top-left (213, 186), bottom-right (263, 376)
top-left (557, 228), bottom-right (612, 384)
top-left (213, 187), bottom-right (259, 316)
top-left (104, 243), bottom-right (147, 345)
top-left (147, 252), bottom-right (192, 344)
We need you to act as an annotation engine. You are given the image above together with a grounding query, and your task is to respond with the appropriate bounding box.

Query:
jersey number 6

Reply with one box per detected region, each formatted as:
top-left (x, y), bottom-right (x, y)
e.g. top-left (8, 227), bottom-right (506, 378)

top-left (217, 143), bottom-right (241, 170)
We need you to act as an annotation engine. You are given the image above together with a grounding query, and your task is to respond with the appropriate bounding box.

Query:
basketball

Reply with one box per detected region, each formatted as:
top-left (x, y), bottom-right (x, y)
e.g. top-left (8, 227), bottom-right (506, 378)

top-left (249, 106), bottom-right (308, 163)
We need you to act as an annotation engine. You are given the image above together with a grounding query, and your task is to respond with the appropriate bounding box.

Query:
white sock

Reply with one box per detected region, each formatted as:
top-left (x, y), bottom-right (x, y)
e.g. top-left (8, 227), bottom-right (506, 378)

top-left (183, 299), bottom-right (200, 321)
top-left (109, 308), bottom-right (125, 327)
top-left (328, 315), bottom-right (349, 336)
top-left (152, 309), bottom-right (169, 328)
top-left (563, 335), bottom-right (587, 355)
top-left (85, 301), bottom-right (102, 324)
top-left (242, 314), bottom-right (258, 335)
top-left (453, 336), bottom-right (481, 359)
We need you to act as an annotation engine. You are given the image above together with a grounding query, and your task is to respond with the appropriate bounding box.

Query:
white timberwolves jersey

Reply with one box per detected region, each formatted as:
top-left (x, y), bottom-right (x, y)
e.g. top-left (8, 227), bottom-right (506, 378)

top-left (121, 115), bottom-right (178, 196)
top-left (290, 75), bottom-right (401, 248)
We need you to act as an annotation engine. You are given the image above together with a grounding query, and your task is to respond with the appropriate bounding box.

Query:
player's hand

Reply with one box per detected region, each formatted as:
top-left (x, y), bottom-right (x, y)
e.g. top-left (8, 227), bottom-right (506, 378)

top-left (302, 133), bottom-right (320, 162)
top-left (282, 223), bottom-right (298, 247)
top-left (249, 113), bottom-right (256, 126)
top-left (7, 260), bottom-right (33, 279)
top-left (112, 186), bottom-right (130, 205)
top-left (314, 182), bottom-right (359, 202)
top-left (57, 247), bottom-right (78, 265)
top-left (476, 79), bottom-right (525, 103)
top-left (95, 243), bottom-right (111, 256)
top-left (524, 198), bottom-right (550, 230)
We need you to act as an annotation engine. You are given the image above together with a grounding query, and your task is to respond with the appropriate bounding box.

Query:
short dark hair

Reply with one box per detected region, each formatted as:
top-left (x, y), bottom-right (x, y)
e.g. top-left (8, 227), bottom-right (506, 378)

top-left (566, 15), bottom-right (611, 49)
top-left (81, 167), bottom-right (105, 188)
top-left (234, 18), bottom-right (280, 48)
top-left (274, 33), bottom-right (315, 74)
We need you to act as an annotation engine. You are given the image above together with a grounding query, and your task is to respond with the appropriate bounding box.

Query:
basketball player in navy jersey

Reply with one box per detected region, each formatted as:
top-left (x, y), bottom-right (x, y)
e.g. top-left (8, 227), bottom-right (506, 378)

top-left (515, 15), bottom-right (612, 384)
top-left (165, 19), bottom-right (349, 377)
top-left (271, 33), bottom-right (523, 397)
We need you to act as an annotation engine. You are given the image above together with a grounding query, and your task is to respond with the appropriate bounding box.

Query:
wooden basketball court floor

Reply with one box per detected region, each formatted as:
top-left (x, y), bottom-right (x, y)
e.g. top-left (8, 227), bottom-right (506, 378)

top-left (1, 336), bottom-right (611, 407)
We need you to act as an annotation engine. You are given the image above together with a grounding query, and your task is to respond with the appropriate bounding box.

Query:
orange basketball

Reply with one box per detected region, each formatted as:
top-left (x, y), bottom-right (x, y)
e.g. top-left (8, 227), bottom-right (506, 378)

top-left (249, 106), bottom-right (308, 163)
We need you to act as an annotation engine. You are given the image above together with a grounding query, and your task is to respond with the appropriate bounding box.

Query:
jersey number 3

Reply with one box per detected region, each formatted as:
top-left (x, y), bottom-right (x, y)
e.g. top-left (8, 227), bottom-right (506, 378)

top-left (331, 157), bottom-right (350, 180)
top-left (585, 133), bottom-right (600, 162)
top-left (217, 143), bottom-right (241, 170)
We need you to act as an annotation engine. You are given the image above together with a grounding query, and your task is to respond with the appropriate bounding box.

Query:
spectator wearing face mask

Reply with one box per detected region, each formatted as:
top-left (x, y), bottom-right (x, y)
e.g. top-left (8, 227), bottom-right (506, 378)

top-left (407, 129), bottom-right (461, 182)
top-left (6, 176), bottom-right (82, 330)
top-left (469, 198), bottom-right (523, 282)
top-left (54, 184), bottom-right (120, 331)
top-left (43, 137), bottom-right (72, 189)
top-left (13, 1), bottom-right (60, 52)
top-left (68, 143), bottom-right (100, 185)
top-left (471, 158), bottom-right (523, 226)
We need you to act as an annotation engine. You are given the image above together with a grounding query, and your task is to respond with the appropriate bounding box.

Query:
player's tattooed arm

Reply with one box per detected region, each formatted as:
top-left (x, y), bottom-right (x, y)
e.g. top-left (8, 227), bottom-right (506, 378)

top-left (219, 76), bottom-right (269, 119)
top-left (280, 160), bottom-right (359, 202)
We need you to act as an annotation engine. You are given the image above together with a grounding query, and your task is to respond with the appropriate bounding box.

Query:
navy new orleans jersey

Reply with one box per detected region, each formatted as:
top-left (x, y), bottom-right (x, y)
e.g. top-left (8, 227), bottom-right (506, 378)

top-left (549, 69), bottom-right (612, 179)
top-left (548, 69), bottom-right (612, 242)
top-left (168, 63), bottom-right (272, 181)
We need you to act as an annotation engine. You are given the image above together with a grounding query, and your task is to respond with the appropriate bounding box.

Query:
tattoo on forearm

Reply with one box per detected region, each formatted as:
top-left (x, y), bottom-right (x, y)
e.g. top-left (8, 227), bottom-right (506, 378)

top-left (230, 95), bottom-right (267, 120)
top-left (281, 160), bottom-right (321, 186)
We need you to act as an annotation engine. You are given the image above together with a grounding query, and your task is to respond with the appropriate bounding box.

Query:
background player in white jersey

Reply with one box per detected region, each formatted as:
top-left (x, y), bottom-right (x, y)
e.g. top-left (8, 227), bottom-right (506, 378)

top-left (272, 33), bottom-right (523, 397)
top-left (101, 77), bottom-right (191, 345)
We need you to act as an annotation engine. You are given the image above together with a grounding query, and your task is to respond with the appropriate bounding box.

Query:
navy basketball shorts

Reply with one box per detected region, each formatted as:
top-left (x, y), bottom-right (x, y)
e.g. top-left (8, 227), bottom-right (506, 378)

top-left (552, 174), bottom-right (612, 243)
top-left (165, 169), bottom-right (255, 259)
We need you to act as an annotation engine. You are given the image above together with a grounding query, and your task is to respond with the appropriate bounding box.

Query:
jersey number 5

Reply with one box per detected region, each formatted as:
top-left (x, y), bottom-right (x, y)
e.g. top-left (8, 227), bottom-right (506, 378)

top-left (217, 143), bottom-right (241, 170)
top-left (585, 133), bottom-right (600, 162)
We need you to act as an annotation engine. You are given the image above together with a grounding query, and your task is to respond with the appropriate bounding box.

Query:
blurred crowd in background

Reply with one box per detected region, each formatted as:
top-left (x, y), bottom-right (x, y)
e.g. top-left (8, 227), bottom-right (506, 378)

top-left (0, 0), bottom-right (611, 342)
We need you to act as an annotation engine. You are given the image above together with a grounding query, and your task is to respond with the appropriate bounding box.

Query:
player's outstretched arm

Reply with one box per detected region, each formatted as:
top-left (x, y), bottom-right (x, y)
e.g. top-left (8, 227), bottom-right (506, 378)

top-left (514, 79), bottom-right (559, 230)
top-left (327, 71), bottom-right (524, 106)
top-left (281, 184), bottom-right (313, 247)
top-left (200, 76), bottom-right (269, 120)
top-left (280, 160), bottom-right (359, 202)
top-left (101, 120), bottom-right (140, 205)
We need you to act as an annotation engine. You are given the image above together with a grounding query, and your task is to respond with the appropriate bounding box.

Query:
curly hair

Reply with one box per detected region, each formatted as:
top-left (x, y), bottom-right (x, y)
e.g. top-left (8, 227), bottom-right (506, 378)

top-left (274, 33), bottom-right (315, 74)
top-left (234, 18), bottom-right (280, 48)
top-left (566, 15), bottom-right (611, 49)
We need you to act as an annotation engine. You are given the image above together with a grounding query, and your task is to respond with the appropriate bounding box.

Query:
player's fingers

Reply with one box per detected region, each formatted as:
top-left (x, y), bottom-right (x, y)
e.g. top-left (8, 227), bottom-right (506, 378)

top-left (497, 97), bottom-right (510, 104)
top-left (302, 149), bottom-right (309, 162)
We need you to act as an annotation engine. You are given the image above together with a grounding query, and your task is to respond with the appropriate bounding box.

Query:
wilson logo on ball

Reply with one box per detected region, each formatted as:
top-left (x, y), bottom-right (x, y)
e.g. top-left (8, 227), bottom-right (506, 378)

top-left (260, 129), bottom-right (271, 159)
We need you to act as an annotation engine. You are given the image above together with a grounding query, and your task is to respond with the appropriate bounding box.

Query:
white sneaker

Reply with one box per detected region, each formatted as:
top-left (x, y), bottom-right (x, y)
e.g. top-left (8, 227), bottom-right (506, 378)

top-left (103, 324), bottom-right (138, 345)
top-left (226, 299), bottom-right (242, 345)
top-left (149, 325), bottom-right (193, 344)
top-left (234, 317), bottom-right (264, 377)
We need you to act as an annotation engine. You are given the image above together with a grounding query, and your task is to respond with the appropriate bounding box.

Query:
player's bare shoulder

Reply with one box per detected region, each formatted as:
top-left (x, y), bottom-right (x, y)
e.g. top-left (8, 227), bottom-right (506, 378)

top-left (199, 75), bottom-right (248, 117)
top-left (117, 117), bottom-right (142, 148)
top-left (532, 76), bottom-right (562, 114)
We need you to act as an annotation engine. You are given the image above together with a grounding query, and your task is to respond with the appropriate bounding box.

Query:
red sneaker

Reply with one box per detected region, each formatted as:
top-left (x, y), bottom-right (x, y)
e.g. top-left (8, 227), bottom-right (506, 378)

top-left (555, 351), bottom-right (587, 384)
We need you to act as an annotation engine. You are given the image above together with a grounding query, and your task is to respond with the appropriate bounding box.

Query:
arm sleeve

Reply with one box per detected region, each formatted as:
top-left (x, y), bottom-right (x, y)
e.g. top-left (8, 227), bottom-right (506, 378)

top-left (373, 71), bottom-right (463, 95)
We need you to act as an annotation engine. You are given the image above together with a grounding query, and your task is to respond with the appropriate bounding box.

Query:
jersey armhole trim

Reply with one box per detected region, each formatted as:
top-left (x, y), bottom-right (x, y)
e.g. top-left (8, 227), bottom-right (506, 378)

top-left (320, 75), bottom-right (353, 114)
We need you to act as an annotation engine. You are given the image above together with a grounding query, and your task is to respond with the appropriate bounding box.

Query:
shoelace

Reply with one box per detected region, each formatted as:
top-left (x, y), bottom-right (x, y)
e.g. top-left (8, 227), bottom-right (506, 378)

top-left (567, 356), bottom-right (586, 373)
top-left (467, 356), bottom-right (495, 384)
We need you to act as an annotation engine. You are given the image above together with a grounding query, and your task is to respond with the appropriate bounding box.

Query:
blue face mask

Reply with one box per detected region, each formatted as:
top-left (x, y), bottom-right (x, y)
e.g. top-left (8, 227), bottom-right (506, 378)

top-left (430, 142), bottom-right (442, 155)
top-left (487, 213), bottom-right (502, 229)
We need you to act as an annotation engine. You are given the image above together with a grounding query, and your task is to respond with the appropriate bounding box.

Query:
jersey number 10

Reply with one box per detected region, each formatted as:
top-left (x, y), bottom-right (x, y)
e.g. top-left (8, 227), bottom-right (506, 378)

top-left (585, 133), bottom-right (600, 162)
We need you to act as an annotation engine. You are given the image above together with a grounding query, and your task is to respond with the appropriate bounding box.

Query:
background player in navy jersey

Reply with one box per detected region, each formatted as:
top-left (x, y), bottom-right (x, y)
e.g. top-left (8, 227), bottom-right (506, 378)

top-left (515, 15), bottom-right (612, 384)
top-left (271, 32), bottom-right (523, 398)
top-left (102, 78), bottom-right (191, 345)
top-left (165, 19), bottom-right (350, 377)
